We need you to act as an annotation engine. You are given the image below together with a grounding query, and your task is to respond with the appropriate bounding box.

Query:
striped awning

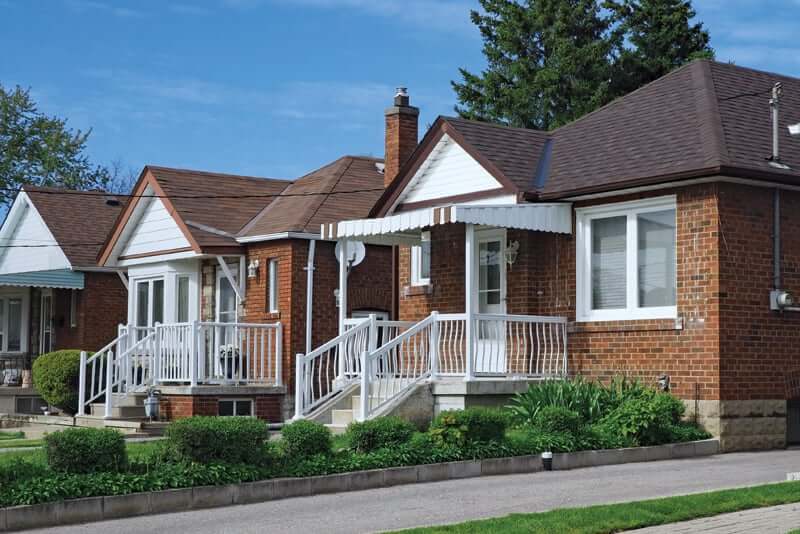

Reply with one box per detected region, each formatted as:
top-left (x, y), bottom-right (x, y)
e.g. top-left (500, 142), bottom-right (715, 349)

top-left (321, 203), bottom-right (572, 245)
top-left (0, 269), bottom-right (85, 289)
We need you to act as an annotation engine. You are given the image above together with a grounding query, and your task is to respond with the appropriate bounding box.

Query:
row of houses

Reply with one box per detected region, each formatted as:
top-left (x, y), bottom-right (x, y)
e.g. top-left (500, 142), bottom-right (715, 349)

top-left (1, 60), bottom-right (799, 451)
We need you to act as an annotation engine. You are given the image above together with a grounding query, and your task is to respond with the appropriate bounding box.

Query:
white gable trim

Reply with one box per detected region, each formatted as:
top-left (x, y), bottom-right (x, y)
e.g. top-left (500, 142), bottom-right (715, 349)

top-left (106, 185), bottom-right (193, 267)
top-left (390, 134), bottom-right (505, 213)
top-left (0, 192), bottom-right (72, 275)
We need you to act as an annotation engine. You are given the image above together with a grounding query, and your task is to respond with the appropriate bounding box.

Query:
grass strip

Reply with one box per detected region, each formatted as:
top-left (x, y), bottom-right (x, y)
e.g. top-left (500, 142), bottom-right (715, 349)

top-left (398, 481), bottom-right (800, 534)
top-left (0, 439), bottom-right (43, 449)
top-left (0, 431), bottom-right (25, 440)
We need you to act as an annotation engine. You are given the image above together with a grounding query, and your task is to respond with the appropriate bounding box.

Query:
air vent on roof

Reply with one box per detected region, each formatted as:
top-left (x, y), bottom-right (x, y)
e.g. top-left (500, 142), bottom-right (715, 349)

top-left (104, 195), bottom-right (121, 206)
top-left (375, 162), bottom-right (385, 174)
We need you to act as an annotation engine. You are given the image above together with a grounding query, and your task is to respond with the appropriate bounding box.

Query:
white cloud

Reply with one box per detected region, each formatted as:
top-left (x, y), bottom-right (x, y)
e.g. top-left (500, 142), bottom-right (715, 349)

top-left (64, 0), bottom-right (145, 18)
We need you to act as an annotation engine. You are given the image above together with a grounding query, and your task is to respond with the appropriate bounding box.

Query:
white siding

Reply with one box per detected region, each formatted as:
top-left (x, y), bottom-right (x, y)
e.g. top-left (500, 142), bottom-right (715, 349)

top-left (399, 135), bottom-right (503, 205)
top-left (0, 199), bottom-right (70, 274)
top-left (119, 196), bottom-right (190, 257)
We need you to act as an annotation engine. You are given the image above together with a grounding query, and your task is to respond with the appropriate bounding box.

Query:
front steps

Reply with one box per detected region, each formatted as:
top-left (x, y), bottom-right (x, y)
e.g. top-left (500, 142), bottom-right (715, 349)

top-left (80, 393), bottom-right (166, 437)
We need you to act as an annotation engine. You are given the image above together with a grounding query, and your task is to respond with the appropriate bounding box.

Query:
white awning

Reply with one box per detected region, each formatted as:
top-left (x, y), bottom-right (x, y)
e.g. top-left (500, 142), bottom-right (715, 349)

top-left (321, 203), bottom-right (572, 245)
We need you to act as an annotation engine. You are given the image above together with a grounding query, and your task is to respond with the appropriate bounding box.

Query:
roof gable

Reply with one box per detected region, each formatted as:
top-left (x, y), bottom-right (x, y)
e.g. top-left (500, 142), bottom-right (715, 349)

top-left (0, 192), bottom-right (71, 274)
top-left (118, 189), bottom-right (192, 259)
top-left (394, 134), bottom-right (505, 208)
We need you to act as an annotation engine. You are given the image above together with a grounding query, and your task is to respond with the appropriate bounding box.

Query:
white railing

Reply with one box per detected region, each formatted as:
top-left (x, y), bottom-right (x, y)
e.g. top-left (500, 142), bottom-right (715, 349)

top-left (197, 322), bottom-right (283, 385)
top-left (78, 321), bottom-right (282, 418)
top-left (359, 314), bottom-right (436, 420)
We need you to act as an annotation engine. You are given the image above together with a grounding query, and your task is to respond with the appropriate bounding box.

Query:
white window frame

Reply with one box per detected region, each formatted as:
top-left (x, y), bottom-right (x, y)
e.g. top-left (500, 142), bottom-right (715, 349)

top-left (215, 265), bottom-right (239, 324)
top-left (0, 289), bottom-right (29, 354)
top-left (39, 289), bottom-right (54, 355)
top-left (268, 259), bottom-right (279, 313)
top-left (410, 230), bottom-right (431, 286)
top-left (576, 195), bottom-right (677, 322)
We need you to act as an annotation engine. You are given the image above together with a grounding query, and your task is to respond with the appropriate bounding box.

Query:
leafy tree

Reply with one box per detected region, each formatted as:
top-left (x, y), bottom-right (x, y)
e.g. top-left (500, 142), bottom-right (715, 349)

top-left (453, 0), bottom-right (713, 130)
top-left (0, 84), bottom-right (109, 207)
top-left (606, 0), bottom-right (713, 97)
top-left (453, 0), bottom-right (615, 130)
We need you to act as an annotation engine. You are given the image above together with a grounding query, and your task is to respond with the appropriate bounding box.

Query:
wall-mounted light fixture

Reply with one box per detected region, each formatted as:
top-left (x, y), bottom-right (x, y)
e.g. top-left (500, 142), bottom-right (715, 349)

top-left (505, 240), bottom-right (520, 267)
top-left (247, 259), bottom-right (260, 279)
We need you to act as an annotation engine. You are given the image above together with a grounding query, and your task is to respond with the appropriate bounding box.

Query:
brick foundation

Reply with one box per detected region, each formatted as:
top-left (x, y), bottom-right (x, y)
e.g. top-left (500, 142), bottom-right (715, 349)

top-left (159, 393), bottom-right (283, 422)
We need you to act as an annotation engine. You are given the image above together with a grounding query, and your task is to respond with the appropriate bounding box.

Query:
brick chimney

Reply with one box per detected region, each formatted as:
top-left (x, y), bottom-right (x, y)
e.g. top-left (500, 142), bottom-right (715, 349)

top-left (384, 87), bottom-right (419, 188)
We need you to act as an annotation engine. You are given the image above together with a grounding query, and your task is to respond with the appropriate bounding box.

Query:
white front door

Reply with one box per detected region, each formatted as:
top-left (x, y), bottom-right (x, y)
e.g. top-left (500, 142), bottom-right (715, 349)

top-left (39, 289), bottom-right (53, 354)
top-left (474, 229), bottom-right (507, 373)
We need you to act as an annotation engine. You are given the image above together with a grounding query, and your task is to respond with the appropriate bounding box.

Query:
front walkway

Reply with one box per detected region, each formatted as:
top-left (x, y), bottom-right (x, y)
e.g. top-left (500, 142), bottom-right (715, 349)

top-left (633, 502), bottom-right (800, 533)
top-left (25, 450), bottom-right (800, 534)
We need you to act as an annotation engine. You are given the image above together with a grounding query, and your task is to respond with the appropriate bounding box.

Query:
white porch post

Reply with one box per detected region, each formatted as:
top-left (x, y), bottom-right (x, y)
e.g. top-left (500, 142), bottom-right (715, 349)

top-left (464, 223), bottom-right (475, 381)
top-left (337, 238), bottom-right (348, 381)
top-left (77, 351), bottom-right (87, 416)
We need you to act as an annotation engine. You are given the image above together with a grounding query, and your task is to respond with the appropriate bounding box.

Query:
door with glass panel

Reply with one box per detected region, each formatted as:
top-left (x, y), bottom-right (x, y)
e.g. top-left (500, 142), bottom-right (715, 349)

top-left (474, 229), bottom-right (507, 373)
top-left (39, 290), bottom-right (53, 354)
top-left (133, 278), bottom-right (164, 340)
top-left (215, 268), bottom-right (239, 380)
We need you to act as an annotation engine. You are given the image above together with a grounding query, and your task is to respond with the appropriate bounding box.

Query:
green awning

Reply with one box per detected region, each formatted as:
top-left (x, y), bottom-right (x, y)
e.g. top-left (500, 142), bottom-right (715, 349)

top-left (0, 269), bottom-right (85, 289)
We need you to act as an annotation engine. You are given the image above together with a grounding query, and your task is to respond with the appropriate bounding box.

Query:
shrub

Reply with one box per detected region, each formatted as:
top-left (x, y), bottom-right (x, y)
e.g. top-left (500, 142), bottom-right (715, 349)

top-left (165, 416), bottom-right (269, 464)
top-left (429, 408), bottom-right (507, 447)
top-left (600, 392), bottom-right (685, 446)
top-left (345, 416), bottom-right (415, 453)
top-left (32, 350), bottom-right (85, 414)
top-left (44, 428), bottom-right (127, 474)
top-left (280, 419), bottom-right (332, 458)
top-left (534, 406), bottom-right (583, 435)
top-left (507, 378), bottom-right (607, 425)
top-left (668, 422), bottom-right (712, 443)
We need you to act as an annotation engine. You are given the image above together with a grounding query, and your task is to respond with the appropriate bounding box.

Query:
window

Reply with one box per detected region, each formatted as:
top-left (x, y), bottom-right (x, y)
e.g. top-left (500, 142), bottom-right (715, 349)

top-left (40, 291), bottom-right (53, 354)
top-left (576, 196), bottom-right (677, 322)
top-left (69, 290), bottom-right (78, 328)
top-left (177, 276), bottom-right (190, 323)
top-left (0, 291), bottom-right (27, 353)
top-left (218, 399), bottom-right (253, 416)
top-left (410, 231), bottom-right (431, 286)
top-left (268, 259), bottom-right (279, 313)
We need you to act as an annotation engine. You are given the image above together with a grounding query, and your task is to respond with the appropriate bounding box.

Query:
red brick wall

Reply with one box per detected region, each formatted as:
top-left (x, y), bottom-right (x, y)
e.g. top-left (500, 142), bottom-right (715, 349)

top-left (397, 184), bottom-right (722, 401)
top-left (159, 394), bottom-right (282, 421)
top-left (717, 183), bottom-right (800, 401)
top-left (242, 239), bottom-right (392, 388)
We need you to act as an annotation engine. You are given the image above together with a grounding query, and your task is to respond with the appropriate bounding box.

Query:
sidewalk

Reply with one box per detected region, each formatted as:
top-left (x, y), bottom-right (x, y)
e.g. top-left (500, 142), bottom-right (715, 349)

top-left (632, 502), bottom-right (800, 533)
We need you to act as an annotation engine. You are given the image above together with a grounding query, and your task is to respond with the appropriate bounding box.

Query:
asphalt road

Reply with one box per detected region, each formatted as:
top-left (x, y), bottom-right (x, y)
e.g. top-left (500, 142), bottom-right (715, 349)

top-left (27, 449), bottom-right (800, 534)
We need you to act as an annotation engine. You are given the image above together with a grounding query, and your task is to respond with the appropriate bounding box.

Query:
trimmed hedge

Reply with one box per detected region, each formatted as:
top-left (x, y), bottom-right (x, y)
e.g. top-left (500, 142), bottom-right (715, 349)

top-left (32, 350), bottom-right (84, 414)
top-left (345, 416), bottom-right (415, 453)
top-left (165, 416), bottom-right (270, 464)
top-left (280, 420), bottom-right (332, 458)
top-left (44, 428), bottom-right (127, 474)
top-left (534, 406), bottom-right (583, 435)
top-left (429, 408), bottom-right (508, 446)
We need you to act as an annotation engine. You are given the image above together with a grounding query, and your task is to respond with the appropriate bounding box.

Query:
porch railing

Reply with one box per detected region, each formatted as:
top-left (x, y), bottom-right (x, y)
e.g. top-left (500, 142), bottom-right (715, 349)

top-left (78, 321), bottom-right (282, 418)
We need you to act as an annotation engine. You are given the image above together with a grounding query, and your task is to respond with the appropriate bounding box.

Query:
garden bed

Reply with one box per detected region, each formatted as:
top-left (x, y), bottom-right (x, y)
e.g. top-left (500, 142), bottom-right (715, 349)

top-left (0, 438), bottom-right (719, 532)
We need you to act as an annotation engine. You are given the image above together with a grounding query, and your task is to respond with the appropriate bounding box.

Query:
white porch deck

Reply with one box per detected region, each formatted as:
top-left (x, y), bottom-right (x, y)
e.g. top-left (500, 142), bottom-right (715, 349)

top-left (78, 321), bottom-right (282, 418)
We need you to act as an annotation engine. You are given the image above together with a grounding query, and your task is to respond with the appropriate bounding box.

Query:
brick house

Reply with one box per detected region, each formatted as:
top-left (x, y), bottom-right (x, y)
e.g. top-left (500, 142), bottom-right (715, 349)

top-left (313, 60), bottom-right (800, 451)
top-left (0, 187), bottom-right (127, 413)
top-left (91, 154), bottom-right (394, 421)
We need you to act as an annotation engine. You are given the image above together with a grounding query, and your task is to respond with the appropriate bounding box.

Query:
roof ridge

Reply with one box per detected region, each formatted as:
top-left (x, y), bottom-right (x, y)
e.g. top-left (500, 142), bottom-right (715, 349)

top-left (695, 60), bottom-right (730, 168)
top-left (145, 165), bottom-right (289, 185)
top-left (442, 115), bottom-right (550, 136)
top-left (298, 157), bottom-right (355, 233)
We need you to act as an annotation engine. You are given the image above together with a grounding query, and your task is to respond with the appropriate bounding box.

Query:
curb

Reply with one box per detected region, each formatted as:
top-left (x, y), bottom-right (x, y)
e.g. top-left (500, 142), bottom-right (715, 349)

top-left (0, 439), bottom-right (719, 532)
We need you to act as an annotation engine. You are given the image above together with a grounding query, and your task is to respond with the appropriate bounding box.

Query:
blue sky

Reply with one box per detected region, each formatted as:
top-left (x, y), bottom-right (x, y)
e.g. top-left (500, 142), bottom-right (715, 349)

top-left (1, 0), bottom-right (799, 181)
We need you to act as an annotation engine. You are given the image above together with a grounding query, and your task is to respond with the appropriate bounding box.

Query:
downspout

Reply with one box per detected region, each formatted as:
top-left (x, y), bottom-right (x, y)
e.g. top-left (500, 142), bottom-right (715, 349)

top-left (774, 188), bottom-right (781, 291)
top-left (305, 239), bottom-right (316, 354)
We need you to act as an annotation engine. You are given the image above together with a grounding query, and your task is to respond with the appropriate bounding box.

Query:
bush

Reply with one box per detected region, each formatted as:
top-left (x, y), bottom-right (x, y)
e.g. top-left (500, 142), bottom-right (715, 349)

top-left (507, 378), bottom-right (607, 425)
top-left (429, 408), bottom-right (507, 447)
top-left (32, 350), bottom-right (85, 414)
top-left (345, 416), bottom-right (415, 453)
top-left (165, 416), bottom-right (270, 464)
top-left (280, 419), bottom-right (332, 458)
top-left (534, 406), bottom-right (583, 435)
top-left (44, 428), bottom-right (127, 474)
top-left (599, 392), bottom-right (685, 446)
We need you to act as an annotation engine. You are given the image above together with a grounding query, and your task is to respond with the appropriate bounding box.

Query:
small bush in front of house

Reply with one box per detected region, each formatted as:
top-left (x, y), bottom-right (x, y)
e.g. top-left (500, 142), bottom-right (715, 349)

top-left (533, 406), bottom-right (583, 435)
top-left (44, 427), bottom-right (127, 474)
top-left (345, 416), bottom-right (416, 453)
top-left (32, 350), bottom-right (85, 414)
top-left (429, 408), bottom-right (508, 447)
top-left (599, 392), bottom-right (686, 446)
top-left (165, 416), bottom-right (270, 464)
top-left (280, 419), bottom-right (332, 458)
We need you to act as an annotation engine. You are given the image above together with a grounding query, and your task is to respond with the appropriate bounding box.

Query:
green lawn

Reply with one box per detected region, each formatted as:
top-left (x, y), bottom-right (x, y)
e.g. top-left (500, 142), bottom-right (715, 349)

top-left (0, 440), bottom-right (160, 465)
top-left (0, 438), bottom-right (43, 449)
top-left (398, 482), bottom-right (800, 534)
top-left (0, 430), bottom-right (25, 440)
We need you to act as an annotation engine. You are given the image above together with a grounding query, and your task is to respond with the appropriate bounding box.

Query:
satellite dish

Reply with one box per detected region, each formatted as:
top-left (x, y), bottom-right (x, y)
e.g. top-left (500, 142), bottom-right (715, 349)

top-left (335, 240), bottom-right (366, 268)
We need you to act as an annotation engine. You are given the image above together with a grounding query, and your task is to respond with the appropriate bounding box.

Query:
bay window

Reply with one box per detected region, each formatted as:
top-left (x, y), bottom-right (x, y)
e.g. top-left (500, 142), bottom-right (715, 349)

top-left (576, 196), bottom-right (677, 322)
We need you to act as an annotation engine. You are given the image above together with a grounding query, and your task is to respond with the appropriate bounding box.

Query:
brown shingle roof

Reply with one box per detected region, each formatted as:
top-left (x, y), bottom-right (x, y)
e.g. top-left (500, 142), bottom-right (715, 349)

top-left (145, 166), bottom-right (290, 249)
top-left (238, 156), bottom-right (385, 237)
top-left (23, 186), bottom-right (125, 268)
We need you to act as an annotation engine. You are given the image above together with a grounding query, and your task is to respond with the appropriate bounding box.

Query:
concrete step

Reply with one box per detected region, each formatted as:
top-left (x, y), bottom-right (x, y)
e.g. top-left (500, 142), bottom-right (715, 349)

top-left (327, 424), bottom-right (348, 435)
top-left (331, 409), bottom-right (355, 426)
top-left (89, 403), bottom-right (145, 419)
top-left (109, 393), bottom-right (147, 408)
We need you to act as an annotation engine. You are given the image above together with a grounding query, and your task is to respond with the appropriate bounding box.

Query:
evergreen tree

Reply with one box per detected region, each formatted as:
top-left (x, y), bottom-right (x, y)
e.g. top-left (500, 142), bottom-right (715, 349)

top-left (453, 0), bottom-right (713, 130)
top-left (0, 84), bottom-right (109, 207)
top-left (607, 0), bottom-right (713, 97)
